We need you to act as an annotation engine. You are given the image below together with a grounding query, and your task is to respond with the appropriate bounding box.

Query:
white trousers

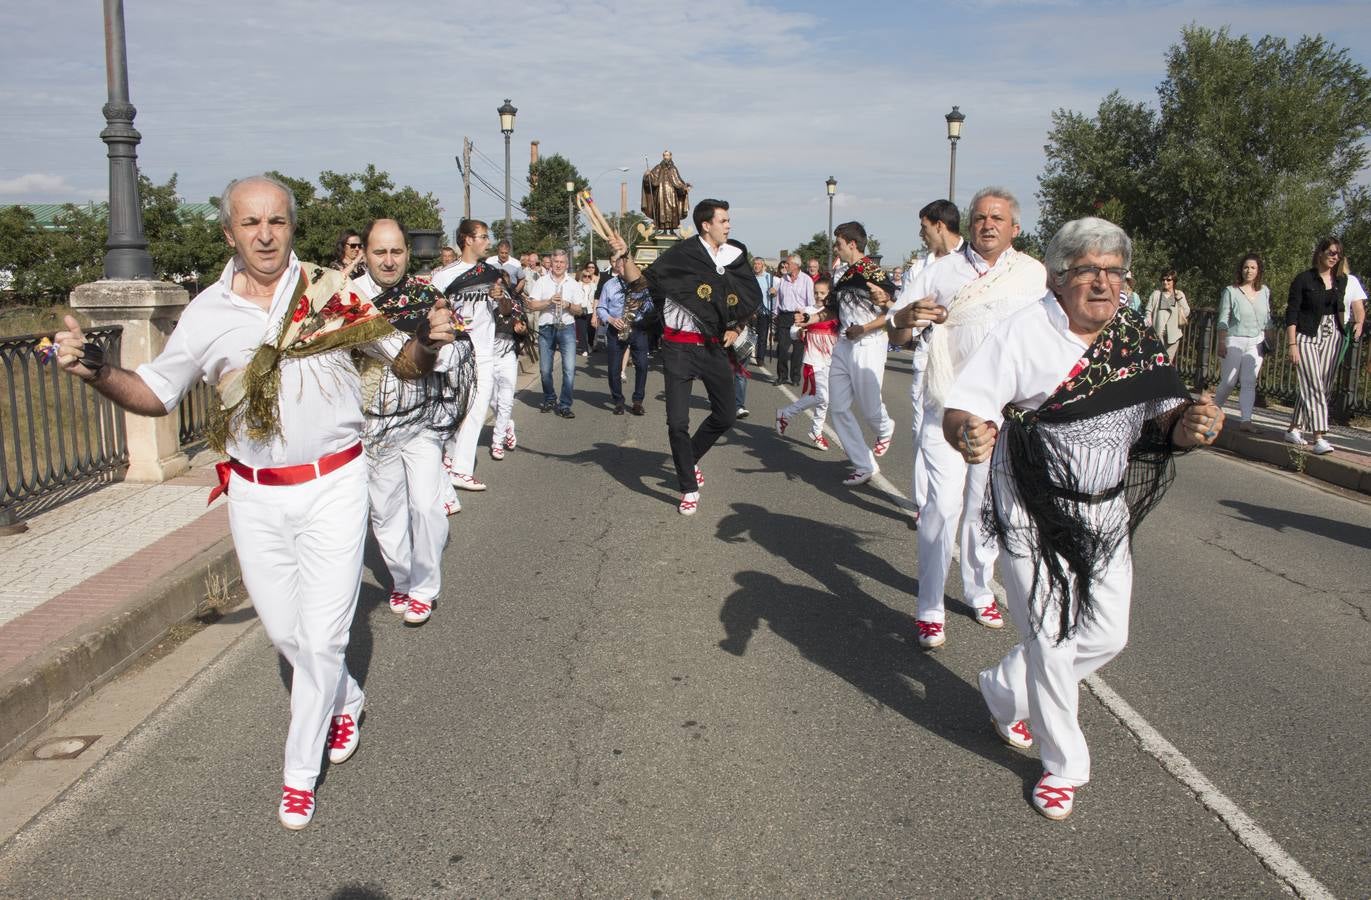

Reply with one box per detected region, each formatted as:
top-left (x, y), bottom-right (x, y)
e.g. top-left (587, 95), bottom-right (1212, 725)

top-left (1213, 334), bottom-right (1264, 422)
top-left (828, 337), bottom-right (894, 472)
top-left (227, 455), bottom-right (367, 791)
top-left (488, 352), bottom-right (520, 446)
top-left (909, 343), bottom-right (929, 509)
top-left (367, 428), bottom-right (447, 602)
top-left (446, 356), bottom-right (495, 477)
top-left (916, 409), bottom-right (998, 621)
top-left (979, 534), bottom-right (1133, 785)
top-left (779, 364), bottom-right (830, 437)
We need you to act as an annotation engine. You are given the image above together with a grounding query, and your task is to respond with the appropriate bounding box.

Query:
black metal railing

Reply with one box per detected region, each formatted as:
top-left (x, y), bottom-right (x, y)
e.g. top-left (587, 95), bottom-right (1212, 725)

top-left (1173, 309), bottom-right (1368, 419)
top-left (178, 378), bottom-right (214, 446)
top-left (0, 327), bottom-right (129, 526)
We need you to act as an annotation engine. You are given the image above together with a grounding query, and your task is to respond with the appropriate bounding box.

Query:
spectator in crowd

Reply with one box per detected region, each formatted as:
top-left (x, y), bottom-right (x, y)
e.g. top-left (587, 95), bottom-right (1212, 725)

top-left (333, 229), bottom-right (365, 278)
top-left (774, 254), bottom-right (814, 385)
top-left (573, 261), bottom-right (598, 357)
top-left (485, 239), bottom-right (522, 283)
top-left (439, 246), bottom-right (457, 267)
top-left (753, 256), bottom-right (775, 366)
top-left (806, 258), bottom-right (822, 282)
top-left (1213, 253), bottom-right (1273, 432)
top-left (597, 255), bottom-right (653, 415)
top-left (1144, 270), bottom-right (1189, 362)
top-left (1285, 237), bottom-right (1350, 454)
top-left (1123, 271), bottom-right (1142, 314)
top-left (527, 248), bottom-right (582, 417)
top-left (1337, 255), bottom-right (1366, 343)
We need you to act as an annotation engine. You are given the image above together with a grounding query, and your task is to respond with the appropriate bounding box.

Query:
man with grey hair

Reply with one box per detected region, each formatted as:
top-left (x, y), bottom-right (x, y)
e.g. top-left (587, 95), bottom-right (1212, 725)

top-left (773, 253), bottom-right (813, 384)
top-left (527, 247), bottom-right (583, 416)
top-left (52, 175), bottom-right (458, 830)
top-left (944, 216), bottom-right (1221, 819)
top-left (897, 186), bottom-right (1047, 650)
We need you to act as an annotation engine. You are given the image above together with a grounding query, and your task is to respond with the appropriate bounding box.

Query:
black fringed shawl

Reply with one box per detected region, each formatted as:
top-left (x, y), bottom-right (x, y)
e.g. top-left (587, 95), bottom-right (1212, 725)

top-left (362, 275), bottom-right (476, 442)
top-left (986, 306), bottom-right (1191, 643)
top-left (641, 238), bottom-right (762, 339)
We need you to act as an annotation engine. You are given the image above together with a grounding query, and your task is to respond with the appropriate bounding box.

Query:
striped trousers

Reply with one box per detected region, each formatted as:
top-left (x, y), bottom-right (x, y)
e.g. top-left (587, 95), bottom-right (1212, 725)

top-left (1290, 316), bottom-right (1341, 434)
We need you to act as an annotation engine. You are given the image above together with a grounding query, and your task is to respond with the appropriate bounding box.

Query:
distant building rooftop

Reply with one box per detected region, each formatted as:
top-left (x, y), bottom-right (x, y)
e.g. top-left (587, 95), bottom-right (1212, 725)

top-left (0, 202), bottom-right (217, 231)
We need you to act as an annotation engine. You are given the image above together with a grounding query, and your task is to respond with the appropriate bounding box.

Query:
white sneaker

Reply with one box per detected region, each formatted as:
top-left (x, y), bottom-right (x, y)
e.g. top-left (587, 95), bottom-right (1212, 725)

top-left (326, 712), bottom-right (361, 764)
top-left (678, 491), bottom-right (700, 516)
top-left (278, 786), bottom-right (315, 830)
top-left (775, 412), bottom-right (789, 435)
top-left (452, 473), bottom-right (487, 491)
top-left (1284, 429), bottom-right (1307, 446)
top-left (736, 407), bottom-right (750, 419)
top-left (444, 498), bottom-right (461, 515)
top-left (1032, 773), bottom-right (1077, 821)
top-left (404, 596), bottom-right (433, 625)
top-left (914, 618), bottom-right (945, 649)
top-left (1311, 438), bottom-right (1334, 455)
top-left (842, 468), bottom-right (877, 487)
top-left (388, 591), bottom-right (409, 615)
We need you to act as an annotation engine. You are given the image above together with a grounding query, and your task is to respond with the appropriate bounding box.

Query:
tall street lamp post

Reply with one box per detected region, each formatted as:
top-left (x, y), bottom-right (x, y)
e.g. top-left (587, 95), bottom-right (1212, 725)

top-left (498, 99), bottom-right (517, 247)
top-left (825, 176), bottom-right (837, 271)
top-left (945, 105), bottom-right (965, 205)
top-left (101, 0), bottom-right (152, 279)
top-left (588, 166), bottom-right (629, 262)
top-left (566, 181), bottom-right (576, 259)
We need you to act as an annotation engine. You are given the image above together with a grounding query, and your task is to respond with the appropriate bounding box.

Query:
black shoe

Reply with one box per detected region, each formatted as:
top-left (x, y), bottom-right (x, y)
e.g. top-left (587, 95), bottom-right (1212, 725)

top-left (631, 402), bottom-right (645, 416)
top-left (613, 402), bottom-right (626, 415)
top-left (539, 401), bottom-right (555, 413)
top-left (556, 407), bottom-right (576, 419)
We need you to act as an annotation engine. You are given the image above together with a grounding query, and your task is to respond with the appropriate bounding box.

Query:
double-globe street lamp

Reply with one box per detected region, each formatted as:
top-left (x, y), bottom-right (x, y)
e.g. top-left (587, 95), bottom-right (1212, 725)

top-left (825, 176), bottom-right (837, 271)
top-left (498, 99), bottom-right (517, 247)
top-left (945, 105), bottom-right (965, 205)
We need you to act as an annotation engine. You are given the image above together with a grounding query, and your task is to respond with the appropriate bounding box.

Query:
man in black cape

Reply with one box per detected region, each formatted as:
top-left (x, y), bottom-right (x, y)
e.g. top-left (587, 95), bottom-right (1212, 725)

top-left (608, 198), bottom-right (762, 515)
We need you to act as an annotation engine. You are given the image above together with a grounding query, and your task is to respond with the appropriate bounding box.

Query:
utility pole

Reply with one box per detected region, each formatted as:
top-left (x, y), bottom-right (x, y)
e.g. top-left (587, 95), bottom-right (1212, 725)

top-left (462, 137), bottom-right (472, 220)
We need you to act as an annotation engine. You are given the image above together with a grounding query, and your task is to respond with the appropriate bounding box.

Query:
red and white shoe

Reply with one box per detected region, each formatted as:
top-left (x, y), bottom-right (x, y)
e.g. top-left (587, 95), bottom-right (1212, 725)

top-left (444, 498), bottom-right (461, 516)
top-left (1032, 773), bottom-right (1077, 820)
top-left (490, 443), bottom-right (506, 461)
top-left (388, 591), bottom-right (409, 615)
top-left (327, 712), bottom-right (360, 764)
top-left (504, 430), bottom-right (517, 451)
top-left (404, 596), bottom-right (433, 625)
top-left (278, 786), bottom-right (315, 830)
top-left (810, 433), bottom-right (830, 451)
top-left (678, 491), bottom-right (700, 516)
top-left (693, 465), bottom-right (704, 488)
top-left (775, 412), bottom-right (789, 435)
top-left (843, 468), bottom-right (877, 487)
top-left (914, 618), bottom-right (945, 649)
top-left (993, 717), bottom-right (1034, 751)
top-left (873, 435), bottom-right (893, 458)
top-left (441, 455), bottom-right (457, 477)
top-left (973, 599), bottom-right (1005, 629)
top-left (452, 473), bottom-right (487, 491)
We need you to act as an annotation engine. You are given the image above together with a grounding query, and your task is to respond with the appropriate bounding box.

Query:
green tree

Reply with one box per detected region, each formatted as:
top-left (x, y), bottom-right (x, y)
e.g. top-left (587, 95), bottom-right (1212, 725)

top-left (513, 153), bottom-right (588, 254)
top-left (791, 230), bottom-right (880, 269)
top-left (1036, 26), bottom-right (1371, 310)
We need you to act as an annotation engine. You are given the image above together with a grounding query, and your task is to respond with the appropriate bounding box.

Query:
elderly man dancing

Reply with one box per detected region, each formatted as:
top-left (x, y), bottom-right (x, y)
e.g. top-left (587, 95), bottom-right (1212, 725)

top-left (53, 176), bottom-right (457, 830)
top-left (944, 217), bottom-right (1222, 820)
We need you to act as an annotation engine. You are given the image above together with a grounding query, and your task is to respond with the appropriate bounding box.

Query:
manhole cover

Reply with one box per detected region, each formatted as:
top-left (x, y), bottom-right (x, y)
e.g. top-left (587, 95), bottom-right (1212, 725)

top-left (31, 736), bottom-right (100, 760)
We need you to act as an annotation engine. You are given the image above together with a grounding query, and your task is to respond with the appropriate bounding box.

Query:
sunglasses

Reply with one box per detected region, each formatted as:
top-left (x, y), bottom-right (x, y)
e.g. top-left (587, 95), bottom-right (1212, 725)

top-left (345, 242), bottom-right (362, 249)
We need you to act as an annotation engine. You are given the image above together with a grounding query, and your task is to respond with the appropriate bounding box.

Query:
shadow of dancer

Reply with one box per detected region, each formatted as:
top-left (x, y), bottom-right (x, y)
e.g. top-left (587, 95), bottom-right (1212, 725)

top-left (1219, 499), bottom-right (1371, 551)
top-left (717, 569), bottom-right (1037, 781)
top-left (520, 440), bottom-right (677, 504)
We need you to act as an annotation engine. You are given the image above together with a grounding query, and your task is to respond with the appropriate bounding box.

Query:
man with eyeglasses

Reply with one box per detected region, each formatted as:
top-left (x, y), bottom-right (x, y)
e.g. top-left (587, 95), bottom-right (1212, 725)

top-left (895, 187), bottom-right (1046, 651)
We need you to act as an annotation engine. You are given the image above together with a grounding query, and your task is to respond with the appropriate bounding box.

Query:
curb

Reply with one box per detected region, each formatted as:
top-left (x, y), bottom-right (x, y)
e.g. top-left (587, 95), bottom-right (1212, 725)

top-left (0, 534), bottom-right (241, 764)
top-left (1215, 429), bottom-right (1371, 494)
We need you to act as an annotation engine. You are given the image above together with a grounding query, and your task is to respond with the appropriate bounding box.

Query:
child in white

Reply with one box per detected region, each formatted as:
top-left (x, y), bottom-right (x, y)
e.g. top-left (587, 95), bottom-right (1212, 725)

top-left (776, 282), bottom-right (840, 446)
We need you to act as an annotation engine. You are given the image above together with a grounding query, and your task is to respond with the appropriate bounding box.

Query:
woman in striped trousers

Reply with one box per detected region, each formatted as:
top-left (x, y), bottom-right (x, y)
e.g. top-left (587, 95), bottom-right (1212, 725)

top-left (1284, 237), bottom-right (1349, 456)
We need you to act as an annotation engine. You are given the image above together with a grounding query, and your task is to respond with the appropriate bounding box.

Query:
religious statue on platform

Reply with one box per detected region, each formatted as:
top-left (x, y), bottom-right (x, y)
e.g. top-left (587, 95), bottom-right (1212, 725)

top-left (641, 150), bottom-right (691, 232)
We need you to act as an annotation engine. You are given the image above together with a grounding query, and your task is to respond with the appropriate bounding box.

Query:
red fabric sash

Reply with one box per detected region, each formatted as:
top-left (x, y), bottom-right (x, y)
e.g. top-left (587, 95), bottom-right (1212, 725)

top-left (208, 441), bottom-right (363, 504)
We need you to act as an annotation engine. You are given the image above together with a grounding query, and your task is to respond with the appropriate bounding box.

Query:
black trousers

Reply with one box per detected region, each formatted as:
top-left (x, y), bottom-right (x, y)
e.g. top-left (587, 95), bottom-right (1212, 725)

top-left (753, 311), bottom-right (773, 365)
top-left (661, 339), bottom-right (735, 492)
top-left (774, 315), bottom-right (804, 384)
top-left (606, 327), bottom-right (650, 403)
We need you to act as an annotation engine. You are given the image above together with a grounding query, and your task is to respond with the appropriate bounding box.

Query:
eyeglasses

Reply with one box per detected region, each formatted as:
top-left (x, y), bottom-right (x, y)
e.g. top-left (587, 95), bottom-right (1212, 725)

top-left (345, 242), bottom-right (362, 249)
top-left (1062, 265), bottom-right (1128, 285)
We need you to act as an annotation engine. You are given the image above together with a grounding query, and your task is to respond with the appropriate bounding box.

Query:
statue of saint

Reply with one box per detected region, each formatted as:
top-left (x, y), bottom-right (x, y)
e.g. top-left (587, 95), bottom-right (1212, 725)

top-left (641, 150), bottom-right (691, 232)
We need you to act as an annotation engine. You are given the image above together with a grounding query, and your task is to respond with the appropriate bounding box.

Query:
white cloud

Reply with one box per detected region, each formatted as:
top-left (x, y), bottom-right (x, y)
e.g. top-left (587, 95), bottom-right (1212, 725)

top-left (0, 173), bottom-right (81, 196)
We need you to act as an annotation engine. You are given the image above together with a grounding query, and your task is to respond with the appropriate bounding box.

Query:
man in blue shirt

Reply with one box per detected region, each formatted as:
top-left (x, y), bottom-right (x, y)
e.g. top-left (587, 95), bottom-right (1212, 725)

top-left (596, 256), bottom-right (654, 415)
top-left (752, 256), bottom-right (775, 365)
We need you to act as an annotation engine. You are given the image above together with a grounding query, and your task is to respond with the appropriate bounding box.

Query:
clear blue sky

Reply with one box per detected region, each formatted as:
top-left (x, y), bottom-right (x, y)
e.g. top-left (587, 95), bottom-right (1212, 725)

top-left (1, 0), bottom-right (1366, 263)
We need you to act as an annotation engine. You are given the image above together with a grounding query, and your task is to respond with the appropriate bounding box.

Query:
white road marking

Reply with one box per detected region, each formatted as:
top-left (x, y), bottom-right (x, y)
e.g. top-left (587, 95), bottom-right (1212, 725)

top-left (761, 366), bottom-right (1334, 900)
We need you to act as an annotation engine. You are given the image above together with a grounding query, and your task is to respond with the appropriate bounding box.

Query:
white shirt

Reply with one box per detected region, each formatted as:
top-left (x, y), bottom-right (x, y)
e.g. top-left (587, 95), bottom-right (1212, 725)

top-left (137, 255), bottom-right (369, 468)
top-left (1344, 274), bottom-right (1367, 325)
top-left (948, 295), bottom-right (1185, 498)
top-left (484, 255), bottom-right (522, 283)
top-left (430, 260), bottom-right (497, 357)
top-left (528, 272), bottom-right (579, 327)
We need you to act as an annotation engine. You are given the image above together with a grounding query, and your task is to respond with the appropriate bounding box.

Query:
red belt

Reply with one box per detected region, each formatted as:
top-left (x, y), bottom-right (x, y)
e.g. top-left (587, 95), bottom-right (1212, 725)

top-left (663, 327), bottom-right (716, 346)
top-left (208, 441), bottom-right (363, 505)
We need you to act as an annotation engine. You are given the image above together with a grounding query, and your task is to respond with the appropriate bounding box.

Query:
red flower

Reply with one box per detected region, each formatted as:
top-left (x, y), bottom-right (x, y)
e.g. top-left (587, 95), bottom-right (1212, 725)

top-left (1066, 358), bottom-right (1089, 380)
top-left (291, 294), bottom-right (310, 323)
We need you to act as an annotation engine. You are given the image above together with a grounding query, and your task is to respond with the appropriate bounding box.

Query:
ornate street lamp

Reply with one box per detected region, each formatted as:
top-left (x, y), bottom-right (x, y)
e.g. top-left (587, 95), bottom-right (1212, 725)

top-left (566, 180), bottom-right (576, 260)
top-left (498, 99), bottom-right (517, 246)
top-left (825, 176), bottom-right (837, 271)
top-left (101, 0), bottom-right (153, 279)
top-left (945, 105), bottom-right (965, 204)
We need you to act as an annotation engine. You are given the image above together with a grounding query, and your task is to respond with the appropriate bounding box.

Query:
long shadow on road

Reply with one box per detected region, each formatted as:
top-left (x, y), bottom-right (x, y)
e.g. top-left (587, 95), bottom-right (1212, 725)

top-left (715, 503), bottom-right (1036, 785)
top-left (1219, 498), bottom-right (1371, 550)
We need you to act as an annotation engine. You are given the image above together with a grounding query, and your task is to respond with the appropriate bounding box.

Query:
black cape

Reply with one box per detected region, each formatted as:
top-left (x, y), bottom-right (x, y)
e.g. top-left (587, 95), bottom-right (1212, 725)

top-left (642, 237), bottom-right (762, 338)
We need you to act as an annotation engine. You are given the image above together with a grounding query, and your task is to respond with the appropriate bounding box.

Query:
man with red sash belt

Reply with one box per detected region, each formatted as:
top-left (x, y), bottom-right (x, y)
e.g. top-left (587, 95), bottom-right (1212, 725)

top-left (607, 199), bottom-right (762, 515)
top-left (52, 175), bottom-right (457, 831)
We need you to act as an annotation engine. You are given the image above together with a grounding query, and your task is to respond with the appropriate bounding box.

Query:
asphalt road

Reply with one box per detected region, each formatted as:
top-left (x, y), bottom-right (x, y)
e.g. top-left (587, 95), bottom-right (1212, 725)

top-left (0, 348), bottom-right (1366, 898)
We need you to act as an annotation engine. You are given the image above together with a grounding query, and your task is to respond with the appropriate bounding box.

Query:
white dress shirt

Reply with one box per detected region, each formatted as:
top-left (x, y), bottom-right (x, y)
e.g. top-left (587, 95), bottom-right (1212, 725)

top-left (137, 255), bottom-right (369, 468)
top-left (528, 272), bottom-right (579, 327)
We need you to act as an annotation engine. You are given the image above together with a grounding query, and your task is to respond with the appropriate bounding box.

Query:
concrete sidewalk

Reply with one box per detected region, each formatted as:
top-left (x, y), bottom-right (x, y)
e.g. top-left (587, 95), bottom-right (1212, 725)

top-left (0, 366), bottom-right (1366, 767)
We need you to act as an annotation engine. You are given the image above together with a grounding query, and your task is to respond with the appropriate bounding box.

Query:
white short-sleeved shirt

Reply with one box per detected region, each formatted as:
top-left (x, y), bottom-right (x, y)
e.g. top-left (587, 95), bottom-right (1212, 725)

top-left (528, 272), bottom-right (578, 327)
top-left (484, 255), bottom-right (522, 283)
top-left (136, 255), bottom-right (368, 468)
top-left (430, 260), bottom-right (497, 358)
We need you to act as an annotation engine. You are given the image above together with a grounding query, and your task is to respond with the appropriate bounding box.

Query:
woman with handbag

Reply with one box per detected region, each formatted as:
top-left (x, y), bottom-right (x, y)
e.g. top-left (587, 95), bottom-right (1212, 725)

top-left (1284, 237), bottom-right (1348, 454)
top-left (1145, 269), bottom-right (1190, 361)
top-left (1213, 254), bottom-right (1273, 432)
